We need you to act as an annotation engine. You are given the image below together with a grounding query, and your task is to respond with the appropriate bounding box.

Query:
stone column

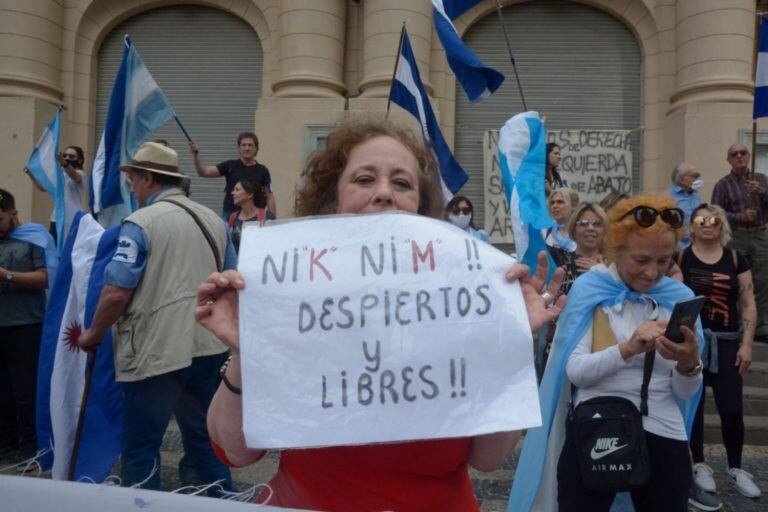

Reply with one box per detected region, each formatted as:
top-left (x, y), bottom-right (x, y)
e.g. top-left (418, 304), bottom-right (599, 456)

top-left (272, 0), bottom-right (347, 97)
top-left (0, 1), bottom-right (63, 103)
top-left (358, 0), bottom-right (433, 97)
top-left (670, 0), bottom-right (753, 109)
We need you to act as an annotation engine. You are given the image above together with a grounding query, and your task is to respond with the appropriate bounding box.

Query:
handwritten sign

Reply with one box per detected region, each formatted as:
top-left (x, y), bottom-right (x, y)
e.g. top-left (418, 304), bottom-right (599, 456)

top-left (237, 213), bottom-right (541, 449)
top-left (548, 129), bottom-right (633, 202)
top-left (483, 129), bottom-right (634, 242)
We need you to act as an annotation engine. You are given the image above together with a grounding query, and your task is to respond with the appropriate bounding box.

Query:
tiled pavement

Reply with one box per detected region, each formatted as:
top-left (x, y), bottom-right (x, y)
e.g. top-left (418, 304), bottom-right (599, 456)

top-left (2, 424), bottom-right (765, 511)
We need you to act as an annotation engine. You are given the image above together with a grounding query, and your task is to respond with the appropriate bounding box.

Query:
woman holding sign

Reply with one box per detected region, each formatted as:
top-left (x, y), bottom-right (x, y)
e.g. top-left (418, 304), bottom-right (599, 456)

top-left (196, 119), bottom-right (567, 511)
top-left (509, 194), bottom-right (704, 512)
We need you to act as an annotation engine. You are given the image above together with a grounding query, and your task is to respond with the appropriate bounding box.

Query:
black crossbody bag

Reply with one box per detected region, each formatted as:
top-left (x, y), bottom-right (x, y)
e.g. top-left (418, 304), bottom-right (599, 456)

top-left (567, 349), bottom-right (655, 492)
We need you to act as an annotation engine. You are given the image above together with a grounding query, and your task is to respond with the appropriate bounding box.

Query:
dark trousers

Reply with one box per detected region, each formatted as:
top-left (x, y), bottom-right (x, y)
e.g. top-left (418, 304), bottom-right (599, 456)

top-left (558, 427), bottom-right (691, 512)
top-left (690, 340), bottom-right (744, 468)
top-left (0, 323), bottom-right (43, 454)
top-left (120, 352), bottom-right (232, 495)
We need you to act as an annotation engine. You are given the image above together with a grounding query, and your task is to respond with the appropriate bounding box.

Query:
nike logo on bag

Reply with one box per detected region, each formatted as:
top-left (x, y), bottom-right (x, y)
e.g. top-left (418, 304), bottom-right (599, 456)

top-left (590, 437), bottom-right (628, 460)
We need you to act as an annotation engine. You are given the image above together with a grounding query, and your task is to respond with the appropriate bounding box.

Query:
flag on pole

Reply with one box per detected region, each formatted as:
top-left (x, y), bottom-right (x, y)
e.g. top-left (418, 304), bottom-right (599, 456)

top-left (754, 16), bottom-right (768, 119)
top-left (432, 0), bottom-right (505, 102)
top-left (36, 213), bottom-right (122, 481)
top-left (25, 109), bottom-right (66, 249)
top-left (90, 35), bottom-right (175, 223)
top-left (389, 27), bottom-right (469, 195)
top-left (497, 112), bottom-right (555, 269)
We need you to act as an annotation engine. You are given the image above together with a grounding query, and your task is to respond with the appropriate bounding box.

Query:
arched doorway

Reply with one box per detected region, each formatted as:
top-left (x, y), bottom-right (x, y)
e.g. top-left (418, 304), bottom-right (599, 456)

top-left (96, 5), bottom-right (264, 211)
top-left (454, 0), bottom-right (641, 229)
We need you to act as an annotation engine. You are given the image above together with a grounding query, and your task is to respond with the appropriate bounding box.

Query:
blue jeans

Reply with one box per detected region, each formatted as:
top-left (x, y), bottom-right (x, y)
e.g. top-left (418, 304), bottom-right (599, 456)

top-left (120, 353), bottom-right (232, 495)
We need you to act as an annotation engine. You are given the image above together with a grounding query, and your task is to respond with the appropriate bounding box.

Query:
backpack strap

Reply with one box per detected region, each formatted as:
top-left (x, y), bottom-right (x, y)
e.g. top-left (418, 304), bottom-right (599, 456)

top-left (161, 198), bottom-right (222, 272)
top-left (731, 248), bottom-right (738, 269)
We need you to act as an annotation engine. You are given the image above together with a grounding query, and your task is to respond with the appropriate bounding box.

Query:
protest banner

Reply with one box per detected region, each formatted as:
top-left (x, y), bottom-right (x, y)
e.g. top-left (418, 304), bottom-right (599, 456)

top-left (237, 212), bottom-right (541, 449)
top-left (0, 475), bottom-right (301, 511)
top-left (547, 129), bottom-right (633, 202)
top-left (483, 128), bottom-right (633, 241)
top-left (483, 130), bottom-right (514, 244)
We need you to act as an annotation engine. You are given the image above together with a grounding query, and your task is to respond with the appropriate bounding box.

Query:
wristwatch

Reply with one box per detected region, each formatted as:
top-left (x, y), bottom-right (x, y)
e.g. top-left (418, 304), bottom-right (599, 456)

top-left (675, 359), bottom-right (703, 377)
top-left (5, 271), bottom-right (13, 283)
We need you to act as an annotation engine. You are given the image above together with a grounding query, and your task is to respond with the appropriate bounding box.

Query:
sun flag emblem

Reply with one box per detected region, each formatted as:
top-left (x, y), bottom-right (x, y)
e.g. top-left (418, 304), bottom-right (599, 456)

top-left (63, 322), bottom-right (82, 352)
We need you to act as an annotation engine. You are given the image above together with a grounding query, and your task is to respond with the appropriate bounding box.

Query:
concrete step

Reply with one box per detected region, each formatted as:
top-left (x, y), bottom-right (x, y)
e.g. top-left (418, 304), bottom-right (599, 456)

top-left (704, 386), bottom-right (768, 416)
top-left (704, 414), bottom-right (768, 445)
top-left (752, 341), bottom-right (768, 362)
top-left (743, 361), bottom-right (768, 388)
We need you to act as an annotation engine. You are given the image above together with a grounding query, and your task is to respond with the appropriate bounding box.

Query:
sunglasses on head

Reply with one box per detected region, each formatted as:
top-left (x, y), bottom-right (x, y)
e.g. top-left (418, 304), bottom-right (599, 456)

top-left (692, 215), bottom-right (722, 227)
top-left (452, 206), bottom-right (471, 215)
top-left (619, 206), bottom-right (684, 229)
top-left (576, 219), bottom-right (603, 229)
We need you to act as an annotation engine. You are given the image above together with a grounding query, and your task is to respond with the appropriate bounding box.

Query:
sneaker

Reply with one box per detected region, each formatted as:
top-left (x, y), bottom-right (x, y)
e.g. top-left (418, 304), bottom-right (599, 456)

top-left (727, 467), bottom-right (761, 498)
top-left (693, 462), bottom-right (717, 493)
top-left (688, 483), bottom-right (722, 511)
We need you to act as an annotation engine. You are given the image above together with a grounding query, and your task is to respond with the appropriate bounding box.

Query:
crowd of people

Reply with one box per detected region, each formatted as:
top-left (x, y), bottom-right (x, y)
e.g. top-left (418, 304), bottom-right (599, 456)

top-left (1, 119), bottom-right (767, 511)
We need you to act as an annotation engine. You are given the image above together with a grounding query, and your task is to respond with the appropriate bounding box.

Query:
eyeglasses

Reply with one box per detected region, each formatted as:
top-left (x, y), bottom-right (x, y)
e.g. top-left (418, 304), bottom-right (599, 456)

top-left (576, 219), bottom-right (604, 229)
top-left (452, 206), bottom-right (471, 215)
top-left (692, 215), bottom-right (722, 227)
top-left (619, 206), bottom-right (684, 229)
top-left (729, 150), bottom-right (748, 157)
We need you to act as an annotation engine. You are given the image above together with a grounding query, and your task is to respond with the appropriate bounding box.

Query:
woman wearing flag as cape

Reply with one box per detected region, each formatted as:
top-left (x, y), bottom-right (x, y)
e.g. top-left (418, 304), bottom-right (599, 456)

top-left (508, 194), bottom-right (706, 512)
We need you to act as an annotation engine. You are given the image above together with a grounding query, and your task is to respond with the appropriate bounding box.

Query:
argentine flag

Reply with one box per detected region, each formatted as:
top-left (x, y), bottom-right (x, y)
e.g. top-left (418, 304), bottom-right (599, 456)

top-left (25, 109), bottom-right (66, 250)
top-left (389, 28), bottom-right (468, 195)
top-left (497, 112), bottom-right (554, 269)
top-left (36, 213), bottom-right (122, 481)
top-left (90, 35), bottom-right (175, 225)
top-left (755, 16), bottom-right (768, 120)
top-left (432, 0), bottom-right (504, 102)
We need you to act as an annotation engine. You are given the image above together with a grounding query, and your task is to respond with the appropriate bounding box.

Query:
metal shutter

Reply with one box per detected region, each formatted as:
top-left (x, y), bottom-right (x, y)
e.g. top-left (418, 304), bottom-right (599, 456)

top-left (96, 5), bottom-right (264, 212)
top-left (455, 0), bottom-right (641, 230)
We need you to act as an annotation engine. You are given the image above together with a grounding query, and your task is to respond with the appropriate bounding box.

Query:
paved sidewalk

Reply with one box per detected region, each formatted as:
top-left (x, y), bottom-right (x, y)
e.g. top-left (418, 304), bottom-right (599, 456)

top-left (1, 426), bottom-right (765, 511)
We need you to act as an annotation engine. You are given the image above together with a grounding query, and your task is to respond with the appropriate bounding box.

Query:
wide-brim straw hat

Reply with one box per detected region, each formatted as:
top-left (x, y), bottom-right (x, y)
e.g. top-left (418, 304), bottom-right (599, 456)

top-left (119, 141), bottom-right (185, 178)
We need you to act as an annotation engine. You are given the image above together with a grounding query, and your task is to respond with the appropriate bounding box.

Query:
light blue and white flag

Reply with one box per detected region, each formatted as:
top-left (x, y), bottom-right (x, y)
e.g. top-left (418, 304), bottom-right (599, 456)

top-left (25, 109), bottom-right (66, 249)
top-left (432, 0), bottom-right (505, 102)
top-left (497, 112), bottom-right (554, 269)
top-left (36, 213), bottom-right (122, 481)
top-left (90, 35), bottom-right (174, 224)
top-left (9, 223), bottom-right (59, 292)
top-left (754, 16), bottom-right (768, 119)
top-left (389, 28), bottom-right (468, 195)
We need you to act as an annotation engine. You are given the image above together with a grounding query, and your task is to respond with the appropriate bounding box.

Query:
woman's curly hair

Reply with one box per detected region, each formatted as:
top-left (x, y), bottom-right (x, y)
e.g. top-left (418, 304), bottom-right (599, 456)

top-left (604, 194), bottom-right (683, 259)
top-left (294, 118), bottom-right (444, 218)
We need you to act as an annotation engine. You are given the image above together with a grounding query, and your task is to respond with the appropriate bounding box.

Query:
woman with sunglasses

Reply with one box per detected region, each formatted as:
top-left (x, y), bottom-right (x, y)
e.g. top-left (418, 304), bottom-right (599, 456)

top-left (509, 194), bottom-right (703, 512)
top-left (679, 204), bottom-right (760, 498)
top-left (444, 195), bottom-right (490, 243)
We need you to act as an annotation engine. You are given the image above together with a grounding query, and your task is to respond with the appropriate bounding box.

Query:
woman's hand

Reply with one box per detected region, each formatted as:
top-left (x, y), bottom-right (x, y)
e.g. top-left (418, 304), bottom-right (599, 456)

top-left (735, 343), bottom-right (753, 377)
top-left (195, 270), bottom-right (245, 352)
top-left (621, 320), bottom-right (666, 360)
top-left (655, 325), bottom-right (700, 371)
top-left (507, 251), bottom-right (567, 332)
top-left (575, 255), bottom-right (601, 273)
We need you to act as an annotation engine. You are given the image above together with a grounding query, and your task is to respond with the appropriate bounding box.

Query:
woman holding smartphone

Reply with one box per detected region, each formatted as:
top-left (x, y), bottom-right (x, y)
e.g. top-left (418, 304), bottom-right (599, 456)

top-left (680, 203), bottom-right (760, 498)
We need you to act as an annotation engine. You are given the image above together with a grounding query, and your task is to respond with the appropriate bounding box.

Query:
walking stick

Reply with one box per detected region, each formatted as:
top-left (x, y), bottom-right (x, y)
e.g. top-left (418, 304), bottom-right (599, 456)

top-left (67, 353), bottom-right (97, 481)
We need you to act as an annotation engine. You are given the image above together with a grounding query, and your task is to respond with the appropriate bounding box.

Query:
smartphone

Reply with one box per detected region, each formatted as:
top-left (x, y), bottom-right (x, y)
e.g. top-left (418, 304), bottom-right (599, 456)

top-left (664, 296), bottom-right (706, 343)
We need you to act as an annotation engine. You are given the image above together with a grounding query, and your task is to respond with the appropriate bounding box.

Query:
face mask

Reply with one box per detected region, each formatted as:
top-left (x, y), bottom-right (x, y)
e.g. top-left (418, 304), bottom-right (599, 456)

top-left (449, 214), bottom-right (471, 229)
top-left (66, 159), bottom-right (81, 169)
top-left (691, 179), bottom-right (703, 191)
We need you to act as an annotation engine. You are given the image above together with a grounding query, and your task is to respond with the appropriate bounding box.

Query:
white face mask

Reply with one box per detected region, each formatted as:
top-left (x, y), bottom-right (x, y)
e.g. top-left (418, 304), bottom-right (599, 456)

top-left (449, 214), bottom-right (471, 229)
top-left (691, 179), bottom-right (703, 191)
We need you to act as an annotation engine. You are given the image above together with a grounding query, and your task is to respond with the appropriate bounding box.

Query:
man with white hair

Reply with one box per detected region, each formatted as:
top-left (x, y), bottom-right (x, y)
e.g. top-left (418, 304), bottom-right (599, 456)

top-left (668, 162), bottom-right (702, 249)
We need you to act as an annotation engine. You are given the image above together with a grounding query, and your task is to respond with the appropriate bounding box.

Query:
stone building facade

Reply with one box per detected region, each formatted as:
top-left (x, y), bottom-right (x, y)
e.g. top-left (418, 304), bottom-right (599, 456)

top-left (0, 0), bottom-right (761, 224)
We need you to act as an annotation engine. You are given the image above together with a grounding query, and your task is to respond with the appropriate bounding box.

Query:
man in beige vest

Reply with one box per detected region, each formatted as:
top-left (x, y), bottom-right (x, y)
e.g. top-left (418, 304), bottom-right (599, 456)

top-left (79, 142), bottom-right (235, 493)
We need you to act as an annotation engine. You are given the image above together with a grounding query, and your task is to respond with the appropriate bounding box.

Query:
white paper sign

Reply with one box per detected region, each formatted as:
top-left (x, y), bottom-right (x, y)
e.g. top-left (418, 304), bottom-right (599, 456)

top-left (238, 213), bottom-right (541, 449)
top-left (483, 130), bottom-right (514, 244)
